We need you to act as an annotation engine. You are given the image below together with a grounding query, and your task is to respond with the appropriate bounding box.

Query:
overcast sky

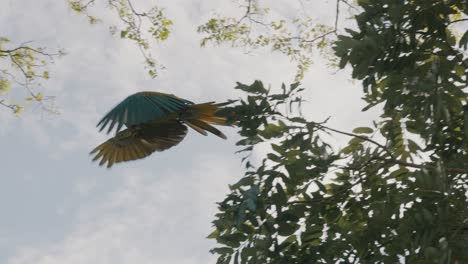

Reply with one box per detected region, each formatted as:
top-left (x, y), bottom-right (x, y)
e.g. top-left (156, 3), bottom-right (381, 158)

top-left (0, 1), bottom-right (378, 263)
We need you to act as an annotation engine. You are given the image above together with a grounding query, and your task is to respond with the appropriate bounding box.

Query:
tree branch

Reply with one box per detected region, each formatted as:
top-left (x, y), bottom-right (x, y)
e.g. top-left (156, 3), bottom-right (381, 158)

top-left (283, 0), bottom-right (340, 44)
top-left (0, 100), bottom-right (18, 112)
top-left (312, 121), bottom-right (395, 158)
top-left (126, 0), bottom-right (145, 16)
top-left (375, 157), bottom-right (467, 175)
top-left (308, 119), bottom-right (468, 175)
top-left (0, 45), bottom-right (56, 58)
top-left (448, 18), bottom-right (468, 25)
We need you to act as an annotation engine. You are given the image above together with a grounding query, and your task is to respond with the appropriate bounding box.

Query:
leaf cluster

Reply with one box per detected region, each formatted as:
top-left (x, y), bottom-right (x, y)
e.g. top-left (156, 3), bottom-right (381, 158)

top-left (197, 0), bottom-right (336, 81)
top-left (334, 0), bottom-right (468, 162)
top-left (0, 37), bottom-right (62, 114)
top-left (210, 1), bottom-right (468, 262)
top-left (68, 0), bottom-right (173, 78)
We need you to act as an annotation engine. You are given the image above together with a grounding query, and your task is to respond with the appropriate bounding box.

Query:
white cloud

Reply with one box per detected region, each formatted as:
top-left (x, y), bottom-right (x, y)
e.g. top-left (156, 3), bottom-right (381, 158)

top-left (8, 154), bottom-right (239, 264)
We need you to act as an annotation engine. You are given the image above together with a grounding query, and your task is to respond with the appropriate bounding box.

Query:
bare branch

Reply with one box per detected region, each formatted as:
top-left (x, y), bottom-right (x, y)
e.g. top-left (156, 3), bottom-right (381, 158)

top-left (341, 0), bottom-right (360, 11)
top-left (126, 0), bottom-right (145, 16)
top-left (0, 45), bottom-right (57, 58)
top-left (286, 31), bottom-right (336, 44)
top-left (0, 100), bottom-right (18, 112)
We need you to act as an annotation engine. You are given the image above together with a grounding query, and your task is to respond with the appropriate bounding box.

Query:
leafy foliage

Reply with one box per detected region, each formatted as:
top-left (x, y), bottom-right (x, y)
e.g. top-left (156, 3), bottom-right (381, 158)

top-left (1, 0), bottom-right (173, 115)
top-left (198, 0), bottom-right (337, 80)
top-left (211, 80), bottom-right (467, 263)
top-left (0, 37), bottom-right (63, 114)
top-left (334, 0), bottom-right (468, 164)
top-left (209, 1), bottom-right (468, 262)
top-left (68, 0), bottom-right (173, 78)
top-left (0, 0), bottom-right (172, 114)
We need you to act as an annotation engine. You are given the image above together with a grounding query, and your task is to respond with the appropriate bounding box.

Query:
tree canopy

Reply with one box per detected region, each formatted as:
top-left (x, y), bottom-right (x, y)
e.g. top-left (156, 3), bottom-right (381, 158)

top-left (207, 1), bottom-right (468, 263)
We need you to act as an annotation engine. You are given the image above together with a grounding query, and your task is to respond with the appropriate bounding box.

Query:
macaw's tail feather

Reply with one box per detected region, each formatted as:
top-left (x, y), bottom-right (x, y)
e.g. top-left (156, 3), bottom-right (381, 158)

top-left (189, 102), bottom-right (228, 125)
top-left (207, 100), bottom-right (239, 126)
top-left (184, 102), bottom-right (228, 139)
top-left (185, 119), bottom-right (227, 139)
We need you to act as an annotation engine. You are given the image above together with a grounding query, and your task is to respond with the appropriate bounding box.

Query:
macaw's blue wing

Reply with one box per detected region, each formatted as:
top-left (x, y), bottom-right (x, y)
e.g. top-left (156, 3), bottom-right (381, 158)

top-left (97, 91), bottom-right (193, 134)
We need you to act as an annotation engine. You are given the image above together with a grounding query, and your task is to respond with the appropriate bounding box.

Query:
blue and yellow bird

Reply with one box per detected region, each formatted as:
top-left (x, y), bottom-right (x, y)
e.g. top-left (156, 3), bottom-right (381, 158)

top-left (91, 92), bottom-right (228, 168)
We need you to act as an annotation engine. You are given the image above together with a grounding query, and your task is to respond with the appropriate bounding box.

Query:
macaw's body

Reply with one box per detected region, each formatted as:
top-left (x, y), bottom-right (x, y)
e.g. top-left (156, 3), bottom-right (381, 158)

top-left (91, 91), bottom-right (228, 168)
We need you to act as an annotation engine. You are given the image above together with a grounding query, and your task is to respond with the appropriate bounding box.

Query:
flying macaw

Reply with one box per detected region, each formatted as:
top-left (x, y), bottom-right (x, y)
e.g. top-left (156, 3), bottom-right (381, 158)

top-left (90, 91), bottom-right (228, 168)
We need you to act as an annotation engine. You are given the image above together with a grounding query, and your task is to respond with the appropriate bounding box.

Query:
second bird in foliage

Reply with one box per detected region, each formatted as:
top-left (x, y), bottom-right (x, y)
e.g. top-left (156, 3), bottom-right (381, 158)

top-left (91, 91), bottom-right (229, 168)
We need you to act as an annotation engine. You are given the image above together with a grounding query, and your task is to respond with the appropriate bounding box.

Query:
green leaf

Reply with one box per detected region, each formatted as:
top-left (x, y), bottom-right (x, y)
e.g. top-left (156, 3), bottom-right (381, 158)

top-left (259, 122), bottom-right (287, 139)
top-left (231, 176), bottom-right (255, 190)
top-left (271, 143), bottom-right (284, 154)
top-left (235, 80), bottom-right (267, 94)
top-left (454, 65), bottom-right (465, 77)
top-left (341, 145), bottom-right (355, 154)
top-left (275, 183), bottom-right (288, 205)
top-left (315, 180), bottom-right (327, 193)
top-left (236, 136), bottom-right (263, 146)
top-left (289, 117), bottom-right (307, 123)
top-left (120, 30), bottom-right (128, 38)
top-left (267, 153), bottom-right (282, 163)
top-left (349, 137), bottom-right (365, 145)
top-left (281, 234), bottom-right (297, 245)
top-left (459, 30), bottom-right (468, 49)
top-left (407, 139), bottom-right (421, 153)
top-left (0, 79), bottom-right (11, 94)
top-left (301, 225), bottom-right (322, 243)
top-left (219, 233), bottom-right (247, 248)
top-left (290, 82), bottom-right (300, 90)
top-left (207, 229), bottom-right (220, 239)
top-left (352, 127), bottom-right (373, 134)
top-left (211, 247), bottom-right (234, 255)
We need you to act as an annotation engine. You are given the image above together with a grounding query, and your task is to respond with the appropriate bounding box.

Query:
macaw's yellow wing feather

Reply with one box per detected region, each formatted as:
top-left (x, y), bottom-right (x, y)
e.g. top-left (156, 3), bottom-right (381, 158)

top-left (90, 120), bottom-right (188, 168)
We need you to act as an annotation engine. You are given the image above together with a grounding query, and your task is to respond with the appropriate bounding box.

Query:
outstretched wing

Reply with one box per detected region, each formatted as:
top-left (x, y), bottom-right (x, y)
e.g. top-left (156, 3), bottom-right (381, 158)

top-left (90, 120), bottom-right (188, 168)
top-left (97, 92), bottom-right (193, 134)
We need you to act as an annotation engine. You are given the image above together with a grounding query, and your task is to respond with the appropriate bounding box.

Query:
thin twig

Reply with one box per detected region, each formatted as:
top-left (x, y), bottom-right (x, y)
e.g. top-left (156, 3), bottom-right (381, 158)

top-left (0, 100), bottom-right (16, 111)
top-left (312, 122), bottom-right (467, 174)
top-left (448, 18), bottom-right (468, 25)
top-left (374, 157), bottom-right (467, 175)
top-left (0, 45), bottom-right (57, 59)
top-left (313, 122), bottom-right (395, 158)
top-left (126, 0), bottom-right (145, 16)
top-left (341, 0), bottom-right (359, 11)
top-left (334, 0), bottom-right (340, 31)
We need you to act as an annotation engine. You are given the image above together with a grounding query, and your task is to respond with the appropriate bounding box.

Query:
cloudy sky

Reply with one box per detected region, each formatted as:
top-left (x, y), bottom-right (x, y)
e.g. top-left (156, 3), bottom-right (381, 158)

top-left (0, 0), bottom-right (377, 263)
